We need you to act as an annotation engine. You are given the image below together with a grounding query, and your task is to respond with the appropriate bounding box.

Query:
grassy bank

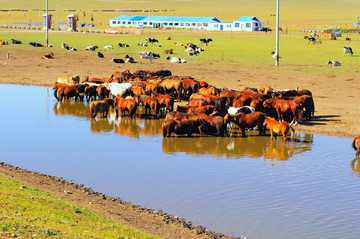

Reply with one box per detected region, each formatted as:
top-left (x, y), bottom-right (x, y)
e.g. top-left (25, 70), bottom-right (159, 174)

top-left (0, 176), bottom-right (159, 238)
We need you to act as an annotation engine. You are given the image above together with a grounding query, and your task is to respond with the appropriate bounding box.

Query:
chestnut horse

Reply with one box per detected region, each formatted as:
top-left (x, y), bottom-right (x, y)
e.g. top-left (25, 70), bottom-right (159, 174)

top-left (263, 98), bottom-right (303, 125)
top-left (114, 96), bottom-right (138, 118)
top-left (263, 117), bottom-right (295, 141)
top-left (152, 93), bottom-right (174, 115)
top-left (53, 83), bottom-right (79, 101)
top-left (176, 105), bottom-right (215, 115)
top-left (162, 118), bottom-right (204, 137)
top-left (90, 98), bottom-right (115, 118)
top-left (188, 98), bottom-right (209, 107)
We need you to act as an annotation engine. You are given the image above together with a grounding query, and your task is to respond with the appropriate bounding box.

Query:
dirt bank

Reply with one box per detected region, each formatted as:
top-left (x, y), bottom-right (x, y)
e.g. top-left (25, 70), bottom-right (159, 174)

top-left (0, 162), bottom-right (238, 239)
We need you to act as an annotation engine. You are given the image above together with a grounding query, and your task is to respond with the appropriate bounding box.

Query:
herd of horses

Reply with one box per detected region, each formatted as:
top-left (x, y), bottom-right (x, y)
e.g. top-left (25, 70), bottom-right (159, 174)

top-left (52, 69), bottom-right (315, 142)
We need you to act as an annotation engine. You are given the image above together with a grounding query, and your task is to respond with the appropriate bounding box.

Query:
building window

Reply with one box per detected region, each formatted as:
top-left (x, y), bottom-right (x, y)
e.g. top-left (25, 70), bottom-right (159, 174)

top-left (117, 21), bottom-right (121, 24)
top-left (227, 24), bottom-right (231, 28)
top-left (164, 22), bottom-right (168, 26)
top-left (192, 23), bottom-right (196, 26)
top-left (122, 21), bottom-right (126, 24)
top-left (127, 21), bottom-right (131, 24)
top-left (214, 24), bottom-right (218, 27)
top-left (144, 22), bottom-right (147, 25)
top-left (112, 21), bottom-right (116, 24)
top-left (180, 23), bottom-right (184, 26)
top-left (169, 22), bottom-right (173, 26)
top-left (186, 23), bottom-right (190, 26)
top-left (175, 23), bottom-right (179, 26)
top-left (203, 23), bottom-right (208, 27)
top-left (197, 23), bottom-right (201, 26)
top-left (149, 22), bottom-right (152, 25)
top-left (235, 23), bottom-right (239, 27)
top-left (246, 23), bottom-right (251, 28)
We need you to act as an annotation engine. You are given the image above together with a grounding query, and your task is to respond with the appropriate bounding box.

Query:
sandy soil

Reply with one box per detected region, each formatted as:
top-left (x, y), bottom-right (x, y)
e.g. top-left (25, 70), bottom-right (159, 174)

top-left (0, 43), bottom-right (359, 238)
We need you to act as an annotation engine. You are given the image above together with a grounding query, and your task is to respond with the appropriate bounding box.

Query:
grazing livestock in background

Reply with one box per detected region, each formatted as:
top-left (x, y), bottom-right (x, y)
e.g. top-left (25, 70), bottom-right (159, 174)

top-left (352, 136), bottom-right (360, 156)
top-left (0, 40), bottom-right (8, 45)
top-left (62, 43), bottom-right (70, 50)
top-left (103, 45), bottom-right (114, 49)
top-left (125, 56), bottom-right (136, 63)
top-left (199, 38), bottom-right (212, 46)
top-left (97, 52), bottom-right (104, 58)
top-left (11, 39), bottom-right (21, 44)
top-left (157, 44), bottom-right (163, 47)
top-left (29, 42), bottom-right (43, 47)
top-left (346, 37), bottom-right (351, 41)
top-left (344, 47), bottom-right (354, 56)
top-left (174, 42), bottom-right (184, 46)
top-left (263, 117), bottom-right (295, 141)
top-left (40, 53), bottom-right (54, 59)
top-left (328, 60), bottom-right (341, 67)
top-left (85, 45), bottom-right (98, 51)
top-left (118, 43), bottom-right (129, 47)
top-left (112, 58), bottom-right (125, 63)
top-left (166, 56), bottom-right (186, 63)
top-left (140, 52), bottom-right (160, 64)
top-left (138, 42), bottom-right (148, 47)
top-left (146, 38), bottom-right (159, 45)
top-left (90, 98), bottom-right (115, 118)
top-left (164, 49), bottom-right (173, 54)
top-left (329, 37), bottom-right (336, 40)
top-left (188, 51), bottom-right (199, 56)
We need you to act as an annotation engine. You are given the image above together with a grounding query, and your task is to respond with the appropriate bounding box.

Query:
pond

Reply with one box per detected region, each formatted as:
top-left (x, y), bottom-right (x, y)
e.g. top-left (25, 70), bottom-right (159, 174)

top-left (1, 84), bottom-right (360, 239)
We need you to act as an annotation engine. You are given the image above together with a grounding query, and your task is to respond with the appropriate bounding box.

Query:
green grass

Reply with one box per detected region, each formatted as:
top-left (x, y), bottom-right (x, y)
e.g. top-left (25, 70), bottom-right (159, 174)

top-left (1, 29), bottom-right (359, 81)
top-left (0, 176), bottom-right (160, 238)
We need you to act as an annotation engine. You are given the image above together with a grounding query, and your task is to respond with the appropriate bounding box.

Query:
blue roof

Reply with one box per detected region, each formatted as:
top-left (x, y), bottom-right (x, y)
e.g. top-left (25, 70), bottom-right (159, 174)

top-left (111, 15), bottom-right (221, 23)
top-left (234, 16), bottom-right (260, 22)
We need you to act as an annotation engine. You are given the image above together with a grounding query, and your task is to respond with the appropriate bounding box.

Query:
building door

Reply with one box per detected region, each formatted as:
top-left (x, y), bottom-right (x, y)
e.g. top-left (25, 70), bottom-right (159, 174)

top-left (220, 24), bottom-right (223, 31)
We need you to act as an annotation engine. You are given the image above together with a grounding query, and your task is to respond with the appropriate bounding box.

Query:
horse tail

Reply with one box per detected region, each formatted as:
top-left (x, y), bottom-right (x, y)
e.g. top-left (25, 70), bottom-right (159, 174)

top-left (177, 81), bottom-right (183, 102)
top-left (311, 97), bottom-right (315, 118)
top-left (352, 137), bottom-right (358, 151)
top-left (53, 88), bottom-right (59, 101)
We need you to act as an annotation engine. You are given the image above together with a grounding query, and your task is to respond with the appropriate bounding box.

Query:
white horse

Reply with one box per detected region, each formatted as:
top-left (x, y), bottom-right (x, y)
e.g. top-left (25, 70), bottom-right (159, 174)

top-left (105, 83), bottom-right (132, 97)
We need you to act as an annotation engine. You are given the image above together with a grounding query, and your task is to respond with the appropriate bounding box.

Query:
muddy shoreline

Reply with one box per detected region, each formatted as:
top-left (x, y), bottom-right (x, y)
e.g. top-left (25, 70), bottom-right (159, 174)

top-left (0, 162), bottom-right (239, 239)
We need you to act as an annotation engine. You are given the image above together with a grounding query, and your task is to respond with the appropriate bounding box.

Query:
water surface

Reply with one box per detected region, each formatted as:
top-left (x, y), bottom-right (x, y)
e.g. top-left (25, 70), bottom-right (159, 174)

top-left (1, 84), bottom-right (359, 239)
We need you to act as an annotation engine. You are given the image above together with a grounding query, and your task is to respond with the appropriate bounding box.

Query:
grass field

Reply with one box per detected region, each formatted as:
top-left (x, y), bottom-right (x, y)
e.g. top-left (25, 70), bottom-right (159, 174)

top-left (0, 176), bottom-right (159, 238)
top-left (1, 29), bottom-right (359, 81)
top-left (1, 0), bottom-right (360, 30)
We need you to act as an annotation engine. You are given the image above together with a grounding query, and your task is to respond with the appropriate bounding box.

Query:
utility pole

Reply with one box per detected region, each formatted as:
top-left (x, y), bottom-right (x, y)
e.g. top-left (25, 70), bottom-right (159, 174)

top-left (46, 0), bottom-right (48, 46)
top-left (275, 0), bottom-right (279, 66)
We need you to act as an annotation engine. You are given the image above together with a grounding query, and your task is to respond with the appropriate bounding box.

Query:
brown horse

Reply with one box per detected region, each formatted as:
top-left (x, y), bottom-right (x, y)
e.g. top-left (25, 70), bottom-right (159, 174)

top-left (114, 96), bottom-right (138, 118)
top-left (156, 79), bottom-right (183, 102)
top-left (352, 136), bottom-right (360, 156)
top-left (96, 85), bottom-right (110, 100)
top-left (162, 118), bottom-right (204, 137)
top-left (152, 93), bottom-right (174, 115)
top-left (176, 105), bottom-right (215, 115)
top-left (143, 97), bottom-right (161, 117)
top-left (264, 98), bottom-right (303, 125)
top-left (84, 85), bottom-right (98, 102)
top-left (199, 86), bottom-right (219, 95)
top-left (188, 98), bottom-right (209, 107)
top-left (263, 117), bottom-right (295, 141)
top-left (198, 115), bottom-right (229, 137)
top-left (181, 78), bottom-right (200, 99)
top-left (293, 95), bottom-right (314, 120)
top-left (224, 112), bottom-right (266, 136)
top-left (90, 98), bottom-right (115, 118)
top-left (53, 83), bottom-right (79, 101)
top-left (189, 93), bottom-right (219, 105)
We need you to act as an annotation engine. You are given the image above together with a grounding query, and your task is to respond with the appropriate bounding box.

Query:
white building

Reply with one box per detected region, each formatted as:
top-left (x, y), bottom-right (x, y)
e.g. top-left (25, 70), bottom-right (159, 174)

top-left (109, 15), bottom-right (263, 31)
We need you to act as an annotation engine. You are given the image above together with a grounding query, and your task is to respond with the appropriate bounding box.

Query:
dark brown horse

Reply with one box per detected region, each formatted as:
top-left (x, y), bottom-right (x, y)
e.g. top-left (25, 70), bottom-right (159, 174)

top-left (53, 83), bottom-right (79, 101)
top-left (224, 112), bottom-right (266, 136)
top-left (90, 98), bottom-right (115, 118)
top-left (152, 93), bottom-right (174, 115)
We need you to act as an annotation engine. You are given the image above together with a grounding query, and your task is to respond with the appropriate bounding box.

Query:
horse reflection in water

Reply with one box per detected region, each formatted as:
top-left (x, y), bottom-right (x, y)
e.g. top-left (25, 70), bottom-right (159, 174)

top-left (90, 118), bottom-right (114, 134)
top-left (53, 101), bottom-right (90, 119)
top-left (162, 132), bottom-right (312, 161)
top-left (351, 158), bottom-right (360, 177)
